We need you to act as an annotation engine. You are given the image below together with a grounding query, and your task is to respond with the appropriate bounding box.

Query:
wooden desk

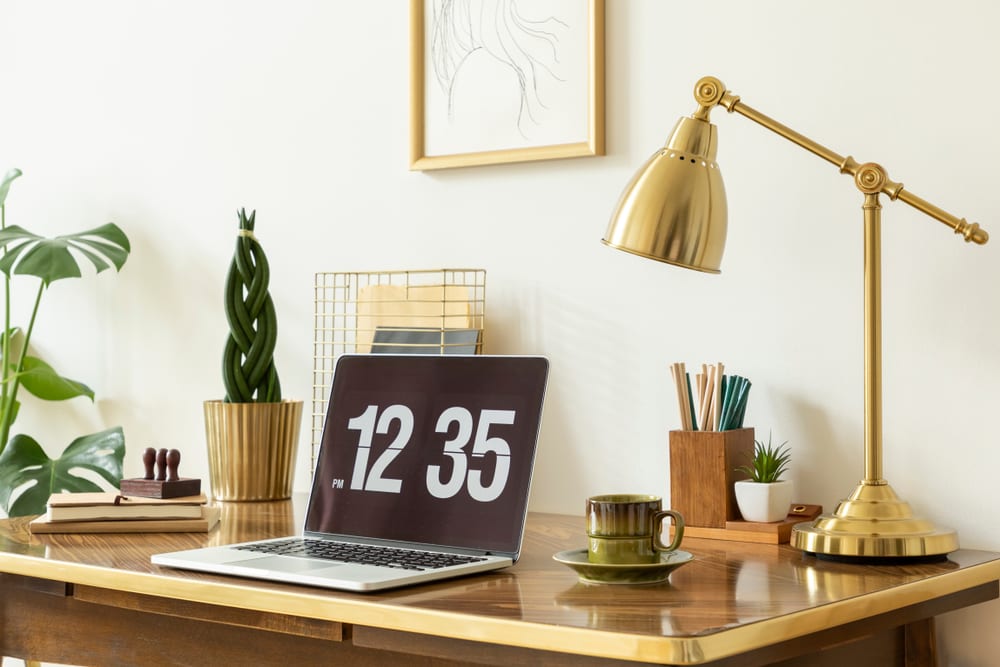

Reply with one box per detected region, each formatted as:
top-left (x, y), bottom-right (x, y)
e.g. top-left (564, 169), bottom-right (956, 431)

top-left (1, 499), bottom-right (998, 667)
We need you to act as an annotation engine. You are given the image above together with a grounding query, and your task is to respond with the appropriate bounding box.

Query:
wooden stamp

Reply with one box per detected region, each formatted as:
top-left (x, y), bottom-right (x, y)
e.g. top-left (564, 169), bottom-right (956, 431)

top-left (120, 447), bottom-right (202, 499)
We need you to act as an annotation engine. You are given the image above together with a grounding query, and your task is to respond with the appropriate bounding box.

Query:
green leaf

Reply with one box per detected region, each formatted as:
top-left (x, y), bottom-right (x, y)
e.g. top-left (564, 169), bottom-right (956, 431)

top-left (1, 327), bottom-right (25, 361)
top-left (8, 238), bottom-right (79, 283)
top-left (18, 356), bottom-right (95, 401)
top-left (0, 169), bottom-right (22, 207)
top-left (0, 223), bottom-right (130, 286)
top-left (735, 433), bottom-right (791, 483)
top-left (71, 226), bottom-right (131, 269)
top-left (0, 398), bottom-right (20, 428)
top-left (0, 241), bottom-right (33, 275)
top-left (76, 223), bottom-right (131, 257)
top-left (0, 225), bottom-right (42, 247)
top-left (0, 427), bottom-right (124, 516)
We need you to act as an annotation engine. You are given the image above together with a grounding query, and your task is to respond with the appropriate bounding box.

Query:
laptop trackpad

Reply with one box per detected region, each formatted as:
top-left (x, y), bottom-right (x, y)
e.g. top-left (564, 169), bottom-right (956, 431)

top-left (237, 555), bottom-right (345, 573)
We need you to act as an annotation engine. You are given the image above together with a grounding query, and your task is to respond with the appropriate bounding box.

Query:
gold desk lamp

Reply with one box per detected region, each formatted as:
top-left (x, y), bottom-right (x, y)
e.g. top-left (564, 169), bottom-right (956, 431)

top-left (603, 76), bottom-right (988, 560)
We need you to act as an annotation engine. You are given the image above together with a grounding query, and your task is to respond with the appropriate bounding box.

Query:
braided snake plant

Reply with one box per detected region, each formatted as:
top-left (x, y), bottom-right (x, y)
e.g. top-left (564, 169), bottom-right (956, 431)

top-left (0, 169), bottom-right (129, 516)
top-left (223, 209), bottom-right (282, 403)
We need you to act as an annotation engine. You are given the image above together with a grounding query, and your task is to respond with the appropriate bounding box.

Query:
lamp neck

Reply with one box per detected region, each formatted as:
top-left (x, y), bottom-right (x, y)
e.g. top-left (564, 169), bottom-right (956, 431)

top-left (862, 191), bottom-right (886, 485)
top-left (690, 75), bottom-right (988, 244)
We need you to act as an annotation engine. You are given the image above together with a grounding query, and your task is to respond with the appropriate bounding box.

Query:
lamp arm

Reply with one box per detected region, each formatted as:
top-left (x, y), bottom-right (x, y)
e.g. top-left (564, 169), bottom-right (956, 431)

top-left (692, 76), bottom-right (988, 245)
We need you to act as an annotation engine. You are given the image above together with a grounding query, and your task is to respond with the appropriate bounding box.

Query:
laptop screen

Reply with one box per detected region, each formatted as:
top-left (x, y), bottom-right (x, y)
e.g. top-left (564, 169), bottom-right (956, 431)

top-left (306, 354), bottom-right (548, 555)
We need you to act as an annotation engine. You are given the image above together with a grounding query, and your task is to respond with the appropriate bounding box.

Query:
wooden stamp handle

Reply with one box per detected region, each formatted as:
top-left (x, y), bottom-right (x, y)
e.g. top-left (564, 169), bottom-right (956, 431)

top-left (166, 449), bottom-right (181, 482)
top-left (142, 447), bottom-right (156, 480)
top-left (155, 448), bottom-right (168, 481)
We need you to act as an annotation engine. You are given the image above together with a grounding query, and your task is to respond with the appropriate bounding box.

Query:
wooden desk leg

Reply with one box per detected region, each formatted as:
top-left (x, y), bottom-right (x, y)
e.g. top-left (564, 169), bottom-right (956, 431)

top-left (2, 575), bottom-right (70, 667)
top-left (904, 618), bottom-right (937, 667)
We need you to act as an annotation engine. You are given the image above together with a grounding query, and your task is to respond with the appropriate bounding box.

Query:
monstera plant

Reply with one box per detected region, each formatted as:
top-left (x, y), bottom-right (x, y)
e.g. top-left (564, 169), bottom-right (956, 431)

top-left (0, 168), bottom-right (130, 517)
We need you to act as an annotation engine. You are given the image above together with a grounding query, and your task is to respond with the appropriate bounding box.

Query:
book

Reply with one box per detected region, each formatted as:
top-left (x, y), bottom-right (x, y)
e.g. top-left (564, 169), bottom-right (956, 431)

top-left (370, 326), bottom-right (481, 355)
top-left (29, 505), bottom-right (221, 534)
top-left (46, 492), bottom-right (207, 522)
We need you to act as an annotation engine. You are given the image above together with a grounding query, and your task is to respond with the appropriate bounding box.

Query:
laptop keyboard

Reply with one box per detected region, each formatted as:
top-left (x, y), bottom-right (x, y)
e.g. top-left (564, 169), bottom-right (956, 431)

top-left (234, 538), bottom-right (488, 571)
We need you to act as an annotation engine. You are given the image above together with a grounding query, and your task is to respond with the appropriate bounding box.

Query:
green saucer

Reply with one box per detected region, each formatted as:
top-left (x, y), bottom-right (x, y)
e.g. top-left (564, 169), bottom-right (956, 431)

top-left (552, 548), bottom-right (693, 585)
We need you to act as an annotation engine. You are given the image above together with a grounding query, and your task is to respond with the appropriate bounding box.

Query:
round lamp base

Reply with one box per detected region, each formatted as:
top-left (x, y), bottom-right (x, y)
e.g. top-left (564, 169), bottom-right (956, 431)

top-left (790, 482), bottom-right (959, 559)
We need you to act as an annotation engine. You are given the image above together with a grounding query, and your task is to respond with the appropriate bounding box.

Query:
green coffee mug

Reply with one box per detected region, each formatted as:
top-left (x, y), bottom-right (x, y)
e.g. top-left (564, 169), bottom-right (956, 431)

top-left (586, 494), bottom-right (684, 564)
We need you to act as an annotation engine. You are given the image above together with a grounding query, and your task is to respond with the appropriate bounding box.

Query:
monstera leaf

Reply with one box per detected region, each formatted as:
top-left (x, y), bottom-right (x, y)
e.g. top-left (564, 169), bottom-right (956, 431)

top-left (18, 357), bottom-right (95, 402)
top-left (0, 223), bottom-right (130, 286)
top-left (0, 168), bottom-right (21, 206)
top-left (2, 328), bottom-right (93, 402)
top-left (0, 427), bottom-right (124, 517)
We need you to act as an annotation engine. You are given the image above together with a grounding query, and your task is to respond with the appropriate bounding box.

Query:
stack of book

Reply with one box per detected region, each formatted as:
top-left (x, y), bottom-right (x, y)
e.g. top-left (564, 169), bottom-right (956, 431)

top-left (29, 492), bottom-right (220, 534)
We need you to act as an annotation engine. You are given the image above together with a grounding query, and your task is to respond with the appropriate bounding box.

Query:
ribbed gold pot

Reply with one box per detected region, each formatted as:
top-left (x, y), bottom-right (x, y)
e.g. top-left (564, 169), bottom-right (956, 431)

top-left (204, 399), bottom-right (303, 501)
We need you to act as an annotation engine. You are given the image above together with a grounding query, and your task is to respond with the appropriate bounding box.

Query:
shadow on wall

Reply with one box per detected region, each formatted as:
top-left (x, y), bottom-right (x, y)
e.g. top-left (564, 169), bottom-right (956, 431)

top-left (488, 283), bottom-right (645, 512)
top-left (769, 388), bottom-right (856, 512)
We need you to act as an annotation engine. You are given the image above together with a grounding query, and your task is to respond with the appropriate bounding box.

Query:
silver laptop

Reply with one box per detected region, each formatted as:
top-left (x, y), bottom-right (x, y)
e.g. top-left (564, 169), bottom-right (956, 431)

top-left (152, 354), bottom-right (548, 592)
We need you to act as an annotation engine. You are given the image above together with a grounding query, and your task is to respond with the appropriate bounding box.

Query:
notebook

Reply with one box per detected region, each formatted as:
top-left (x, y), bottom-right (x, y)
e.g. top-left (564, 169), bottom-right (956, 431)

top-left (152, 354), bottom-right (549, 592)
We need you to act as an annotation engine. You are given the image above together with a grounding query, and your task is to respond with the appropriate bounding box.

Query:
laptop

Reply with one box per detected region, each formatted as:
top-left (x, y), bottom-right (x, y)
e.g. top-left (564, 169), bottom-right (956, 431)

top-left (152, 354), bottom-right (548, 592)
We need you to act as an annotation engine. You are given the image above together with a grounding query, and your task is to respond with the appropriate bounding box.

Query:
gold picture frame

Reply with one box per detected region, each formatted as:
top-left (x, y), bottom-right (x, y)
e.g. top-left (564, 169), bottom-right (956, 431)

top-left (410, 0), bottom-right (605, 171)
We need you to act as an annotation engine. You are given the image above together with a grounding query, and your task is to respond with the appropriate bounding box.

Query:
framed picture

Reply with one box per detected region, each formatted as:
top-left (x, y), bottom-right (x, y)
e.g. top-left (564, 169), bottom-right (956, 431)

top-left (410, 0), bottom-right (605, 170)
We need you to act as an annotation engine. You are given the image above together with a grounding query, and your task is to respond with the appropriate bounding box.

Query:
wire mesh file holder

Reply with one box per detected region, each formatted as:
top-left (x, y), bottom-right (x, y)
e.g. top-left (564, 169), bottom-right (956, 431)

top-left (311, 269), bottom-right (487, 472)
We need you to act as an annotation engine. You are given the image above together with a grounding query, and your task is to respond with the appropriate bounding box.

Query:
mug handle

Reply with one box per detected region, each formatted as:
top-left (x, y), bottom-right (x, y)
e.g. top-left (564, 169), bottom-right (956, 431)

top-left (651, 509), bottom-right (685, 552)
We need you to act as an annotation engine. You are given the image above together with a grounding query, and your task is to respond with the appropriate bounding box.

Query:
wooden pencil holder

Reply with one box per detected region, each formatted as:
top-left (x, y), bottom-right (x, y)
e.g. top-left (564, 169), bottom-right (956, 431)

top-left (669, 428), bottom-right (755, 529)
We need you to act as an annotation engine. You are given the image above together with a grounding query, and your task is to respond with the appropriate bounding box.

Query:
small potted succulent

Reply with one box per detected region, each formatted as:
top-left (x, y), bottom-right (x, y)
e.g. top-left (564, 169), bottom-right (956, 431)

top-left (733, 434), bottom-right (792, 523)
top-left (203, 209), bottom-right (302, 501)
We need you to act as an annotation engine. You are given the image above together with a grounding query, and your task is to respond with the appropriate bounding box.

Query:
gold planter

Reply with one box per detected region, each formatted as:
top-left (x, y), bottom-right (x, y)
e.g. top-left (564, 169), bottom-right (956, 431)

top-left (204, 399), bottom-right (303, 501)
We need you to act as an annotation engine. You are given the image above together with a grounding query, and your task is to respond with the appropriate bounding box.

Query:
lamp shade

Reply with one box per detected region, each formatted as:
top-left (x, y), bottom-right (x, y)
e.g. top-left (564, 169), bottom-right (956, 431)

top-left (603, 116), bottom-right (728, 273)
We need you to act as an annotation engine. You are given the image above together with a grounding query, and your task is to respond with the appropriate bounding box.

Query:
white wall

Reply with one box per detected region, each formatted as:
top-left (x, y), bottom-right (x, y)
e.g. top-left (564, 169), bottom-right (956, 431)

top-left (1, 1), bottom-right (998, 663)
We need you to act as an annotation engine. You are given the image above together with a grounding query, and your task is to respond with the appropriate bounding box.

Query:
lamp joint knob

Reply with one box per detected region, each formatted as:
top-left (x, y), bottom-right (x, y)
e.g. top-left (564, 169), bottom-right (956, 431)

top-left (957, 220), bottom-right (989, 244)
top-left (693, 76), bottom-right (733, 119)
top-left (694, 76), bottom-right (725, 106)
top-left (855, 163), bottom-right (888, 194)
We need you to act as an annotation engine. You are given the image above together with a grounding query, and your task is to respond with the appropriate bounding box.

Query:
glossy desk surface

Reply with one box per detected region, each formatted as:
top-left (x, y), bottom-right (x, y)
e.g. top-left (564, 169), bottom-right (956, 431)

top-left (2, 499), bottom-right (999, 665)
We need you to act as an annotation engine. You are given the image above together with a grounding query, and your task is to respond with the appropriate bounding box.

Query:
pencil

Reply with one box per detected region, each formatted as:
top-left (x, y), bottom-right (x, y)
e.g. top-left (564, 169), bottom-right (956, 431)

top-left (685, 373), bottom-right (698, 431)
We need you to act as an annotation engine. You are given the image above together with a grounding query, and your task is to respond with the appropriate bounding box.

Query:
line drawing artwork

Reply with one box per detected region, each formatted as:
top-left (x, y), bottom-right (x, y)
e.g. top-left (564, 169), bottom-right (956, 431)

top-left (424, 0), bottom-right (588, 156)
top-left (432, 0), bottom-right (568, 139)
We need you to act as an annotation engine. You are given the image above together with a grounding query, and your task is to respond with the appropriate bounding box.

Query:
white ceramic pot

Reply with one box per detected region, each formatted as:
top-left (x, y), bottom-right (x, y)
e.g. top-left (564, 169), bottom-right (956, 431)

top-left (734, 480), bottom-right (793, 523)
